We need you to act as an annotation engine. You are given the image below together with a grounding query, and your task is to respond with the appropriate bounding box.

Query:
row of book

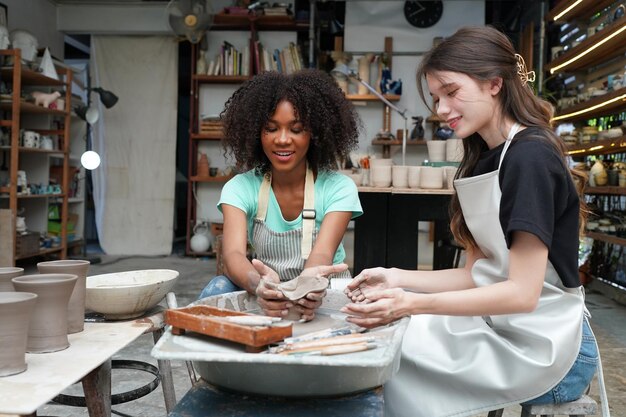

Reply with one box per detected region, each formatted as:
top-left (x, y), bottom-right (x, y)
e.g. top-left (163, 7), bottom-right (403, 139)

top-left (202, 40), bottom-right (305, 76)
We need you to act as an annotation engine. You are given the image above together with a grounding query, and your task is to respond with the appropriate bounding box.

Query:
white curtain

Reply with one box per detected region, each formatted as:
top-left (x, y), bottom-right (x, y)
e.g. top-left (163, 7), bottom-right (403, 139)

top-left (90, 36), bottom-right (178, 255)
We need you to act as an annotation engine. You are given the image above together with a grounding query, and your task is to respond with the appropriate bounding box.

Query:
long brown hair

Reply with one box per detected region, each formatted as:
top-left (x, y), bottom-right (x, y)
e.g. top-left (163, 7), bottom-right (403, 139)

top-left (416, 26), bottom-right (587, 249)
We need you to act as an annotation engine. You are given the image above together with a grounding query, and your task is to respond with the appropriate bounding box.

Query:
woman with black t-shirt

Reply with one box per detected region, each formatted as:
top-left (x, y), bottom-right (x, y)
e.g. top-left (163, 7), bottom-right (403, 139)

top-left (341, 26), bottom-right (607, 417)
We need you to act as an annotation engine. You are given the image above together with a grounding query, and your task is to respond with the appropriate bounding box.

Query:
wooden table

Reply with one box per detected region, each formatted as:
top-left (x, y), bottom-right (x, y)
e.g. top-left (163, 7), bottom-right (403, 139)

top-left (0, 320), bottom-right (151, 417)
top-left (354, 187), bottom-right (455, 273)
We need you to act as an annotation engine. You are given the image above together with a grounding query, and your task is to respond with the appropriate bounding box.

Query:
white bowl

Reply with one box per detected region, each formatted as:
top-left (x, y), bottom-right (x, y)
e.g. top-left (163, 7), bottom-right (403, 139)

top-left (86, 269), bottom-right (179, 319)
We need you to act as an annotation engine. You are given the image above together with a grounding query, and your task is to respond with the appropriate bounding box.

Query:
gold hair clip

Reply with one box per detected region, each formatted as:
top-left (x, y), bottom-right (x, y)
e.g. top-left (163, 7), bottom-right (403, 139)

top-left (515, 53), bottom-right (536, 86)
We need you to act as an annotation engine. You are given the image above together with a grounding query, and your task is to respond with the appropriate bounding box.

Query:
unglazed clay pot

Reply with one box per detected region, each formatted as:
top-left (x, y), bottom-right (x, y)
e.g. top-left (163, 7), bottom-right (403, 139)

top-left (0, 267), bottom-right (24, 292)
top-left (37, 259), bottom-right (90, 333)
top-left (12, 274), bottom-right (78, 353)
top-left (0, 292), bottom-right (37, 376)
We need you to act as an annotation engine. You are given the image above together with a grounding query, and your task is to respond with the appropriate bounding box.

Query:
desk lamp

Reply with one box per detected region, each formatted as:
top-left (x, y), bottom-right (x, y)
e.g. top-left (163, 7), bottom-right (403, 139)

top-left (331, 64), bottom-right (409, 165)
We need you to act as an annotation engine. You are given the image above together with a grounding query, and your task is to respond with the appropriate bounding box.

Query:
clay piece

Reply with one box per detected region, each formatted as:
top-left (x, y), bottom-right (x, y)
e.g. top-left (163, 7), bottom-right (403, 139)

top-left (278, 275), bottom-right (329, 321)
top-left (37, 260), bottom-right (90, 334)
top-left (0, 292), bottom-right (37, 377)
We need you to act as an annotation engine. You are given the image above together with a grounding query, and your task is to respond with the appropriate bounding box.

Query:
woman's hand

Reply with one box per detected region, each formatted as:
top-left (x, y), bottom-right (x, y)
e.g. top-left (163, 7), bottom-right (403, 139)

top-left (251, 259), bottom-right (294, 318)
top-left (295, 263), bottom-right (348, 321)
top-left (344, 267), bottom-right (394, 303)
top-left (340, 288), bottom-right (412, 329)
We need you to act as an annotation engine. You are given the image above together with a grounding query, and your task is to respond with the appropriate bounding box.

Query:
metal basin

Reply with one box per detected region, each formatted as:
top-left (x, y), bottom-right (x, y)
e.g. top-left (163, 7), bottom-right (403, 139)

top-left (152, 290), bottom-right (408, 397)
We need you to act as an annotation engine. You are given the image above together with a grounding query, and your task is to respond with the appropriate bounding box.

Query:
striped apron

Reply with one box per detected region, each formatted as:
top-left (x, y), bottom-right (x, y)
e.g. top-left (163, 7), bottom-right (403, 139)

top-left (252, 167), bottom-right (351, 282)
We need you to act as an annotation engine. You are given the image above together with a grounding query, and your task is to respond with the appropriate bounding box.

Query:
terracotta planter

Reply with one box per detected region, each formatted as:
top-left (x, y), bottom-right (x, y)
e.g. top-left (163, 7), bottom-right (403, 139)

top-left (12, 274), bottom-right (78, 353)
top-left (37, 260), bottom-right (90, 333)
top-left (0, 267), bottom-right (24, 292)
top-left (0, 292), bottom-right (37, 376)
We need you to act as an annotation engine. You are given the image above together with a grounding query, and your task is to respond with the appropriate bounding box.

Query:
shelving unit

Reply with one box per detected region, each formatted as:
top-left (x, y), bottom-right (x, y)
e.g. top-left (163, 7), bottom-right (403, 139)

top-left (0, 48), bottom-right (73, 266)
top-left (185, 14), bottom-right (309, 256)
top-left (550, 1), bottom-right (626, 301)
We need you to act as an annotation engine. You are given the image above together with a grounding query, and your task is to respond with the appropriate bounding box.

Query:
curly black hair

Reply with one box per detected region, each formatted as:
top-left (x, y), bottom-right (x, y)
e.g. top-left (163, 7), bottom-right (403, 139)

top-left (220, 69), bottom-right (362, 174)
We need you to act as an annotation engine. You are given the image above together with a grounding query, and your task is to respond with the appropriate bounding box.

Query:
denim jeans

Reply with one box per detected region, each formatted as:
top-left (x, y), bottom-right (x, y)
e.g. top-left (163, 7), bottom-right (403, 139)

top-left (523, 318), bottom-right (598, 405)
top-left (198, 275), bottom-right (242, 299)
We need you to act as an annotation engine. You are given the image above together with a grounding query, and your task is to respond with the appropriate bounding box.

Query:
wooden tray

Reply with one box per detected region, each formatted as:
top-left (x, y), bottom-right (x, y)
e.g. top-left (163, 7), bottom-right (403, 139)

top-left (164, 305), bottom-right (292, 352)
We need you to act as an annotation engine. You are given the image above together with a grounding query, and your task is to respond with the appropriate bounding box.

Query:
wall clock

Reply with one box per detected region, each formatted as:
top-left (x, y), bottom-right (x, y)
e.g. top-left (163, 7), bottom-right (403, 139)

top-left (404, 1), bottom-right (444, 28)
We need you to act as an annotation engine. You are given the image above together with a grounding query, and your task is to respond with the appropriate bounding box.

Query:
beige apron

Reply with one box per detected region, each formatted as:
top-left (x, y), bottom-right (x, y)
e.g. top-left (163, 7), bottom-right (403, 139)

top-left (252, 167), bottom-right (351, 282)
top-left (384, 124), bottom-right (585, 417)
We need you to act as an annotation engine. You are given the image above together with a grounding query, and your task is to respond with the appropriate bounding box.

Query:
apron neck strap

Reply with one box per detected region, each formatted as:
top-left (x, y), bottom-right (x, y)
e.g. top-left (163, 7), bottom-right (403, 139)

top-left (255, 164), bottom-right (316, 260)
top-left (498, 122), bottom-right (521, 170)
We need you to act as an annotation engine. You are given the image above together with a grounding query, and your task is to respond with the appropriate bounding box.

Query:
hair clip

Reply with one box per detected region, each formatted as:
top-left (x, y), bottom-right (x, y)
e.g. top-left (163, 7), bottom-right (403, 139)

top-left (515, 54), bottom-right (536, 86)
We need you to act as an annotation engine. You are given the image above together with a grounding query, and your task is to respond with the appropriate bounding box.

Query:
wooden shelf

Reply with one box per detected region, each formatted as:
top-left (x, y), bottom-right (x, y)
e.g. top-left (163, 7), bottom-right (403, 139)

top-left (193, 75), bottom-right (250, 84)
top-left (585, 231), bottom-right (626, 246)
top-left (0, 67), bottom-right (65, 87)
top-left (213, 14), bottom-right (309, 31)
top-left (0, 101), bottom-right (68, 115)
top-left (191, 132), bottom-right (223, 140)
top-left (584, 186), bottom-right (626, 195)
top-left (346, 94), bottom-right (401, 102)
top-left (544, 16), bottom-right (626, 75)
top-left (15, 246), bottom-right (64, 261)
top-left (16, 193), bottom-right (66, 199)
top-left (190, 175), bottom-right (233, 183)
top-left (17, 147), bottom-right (65, 154)
top-left (546, 0), bottom-right (617, 23)
top-left (552, 87), bottom-right (626, 122)
top-left (371, 139), bottom-right (427, 146)
top-left (567, 136), bottom-right (626, 156)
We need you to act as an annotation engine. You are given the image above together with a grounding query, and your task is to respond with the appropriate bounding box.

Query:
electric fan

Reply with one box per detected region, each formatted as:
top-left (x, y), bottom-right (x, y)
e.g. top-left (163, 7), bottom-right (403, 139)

top-left (167, 0), bottom-right (213, 44)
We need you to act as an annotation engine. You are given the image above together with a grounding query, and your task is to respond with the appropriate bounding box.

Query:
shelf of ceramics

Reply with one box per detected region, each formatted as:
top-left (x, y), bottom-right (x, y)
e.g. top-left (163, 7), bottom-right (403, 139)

top-left (15, 193), bottom-right (66, 199)
top-left (191, 132), bottom-right (223, 140)
top-left (357, 186), bottom-right (454, 195)
top-left (0, 67), bottom-right (65, 87)
top-left (0, 101), bottom-right (67, 116)
top-left (190, 175), bottom-right (234, 183)
top-left (346, 94), bottom-right (400, 102)
top-left (552, 86), bottom-right (626, 122)
top-left (14, 246), bottom-right (64, 261)
top-left (544, 16), bottom-right (626, 75)
top-left (584, 186), bottom-right (626, 195)
top-left (546, 0), bottom-right (617, 23)
top-left (567, 136), bottom-right (626, 156)
top-left (193, 74), bottom-right (250, 84)
top-left (16, 147), bottom-right (65, 155)
top-left (212, 14), bottom-right (309, 31)
top-left (371, 139), bottom-right (426, 146)
top-left (586, 231), bottom-right (626, 246)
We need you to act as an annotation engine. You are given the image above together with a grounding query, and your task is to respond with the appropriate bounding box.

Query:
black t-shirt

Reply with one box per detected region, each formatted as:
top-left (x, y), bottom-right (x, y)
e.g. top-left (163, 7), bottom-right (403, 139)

top-left (472, 127), bottom-right (581, 288)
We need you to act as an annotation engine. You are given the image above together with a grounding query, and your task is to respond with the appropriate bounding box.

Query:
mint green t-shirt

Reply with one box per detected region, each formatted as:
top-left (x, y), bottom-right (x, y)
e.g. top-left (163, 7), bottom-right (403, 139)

top-left (217, 169), bottom-right (363, 264)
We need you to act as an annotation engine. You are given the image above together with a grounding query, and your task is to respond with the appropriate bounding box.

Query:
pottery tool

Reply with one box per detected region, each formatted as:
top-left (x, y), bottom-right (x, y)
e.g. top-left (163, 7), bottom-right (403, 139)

top-left (283, 325), bottom-right (360, 344)
top-left (272, 334), bottom-right (383, 354)
top-left (217, 315), bottom-right (282, 327)
top-left (285, 342), bottom-right (379, 356)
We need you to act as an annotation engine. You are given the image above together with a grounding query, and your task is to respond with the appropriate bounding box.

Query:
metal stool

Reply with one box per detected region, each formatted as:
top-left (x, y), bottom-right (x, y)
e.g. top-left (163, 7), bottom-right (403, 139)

top-left (487, 394), bottom-right (598, 417)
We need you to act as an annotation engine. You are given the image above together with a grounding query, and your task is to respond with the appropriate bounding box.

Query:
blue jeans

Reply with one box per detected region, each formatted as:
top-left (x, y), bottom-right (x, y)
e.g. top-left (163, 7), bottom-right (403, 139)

top-left (198, 275), bottom-right (242, 299)
top-left (523, 318), bottom-right (598, 405)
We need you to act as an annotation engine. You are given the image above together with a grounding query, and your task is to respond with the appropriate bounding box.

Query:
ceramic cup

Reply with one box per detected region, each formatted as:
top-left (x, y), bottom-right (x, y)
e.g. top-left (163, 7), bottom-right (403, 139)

top-left (12, 273), bottom-right (78, 353)
top-left (392, 165), bottom-right (409, 188)
top-left (426, 141), bottom-right (446, 162)
top-left (37, 259), bottom-right (90, 334)
top-left (445, 139), bottom-right (464, 162)
top-left (0, 267), bottom-right (24, 292)
top-left (444, 166), bottom-right (459, 190)
top-left (0, 292), bottom-right (38, 377)
top-left (408, 166), bottom-right (421, 188)
top-left (369, 158), bottom-right (393, 169)
top-left (420, 166), bottom-right (444, 189)
top-left (21, 131), bottom-right (40, 148)
top-left (371, 166), bottom-right (392, 187)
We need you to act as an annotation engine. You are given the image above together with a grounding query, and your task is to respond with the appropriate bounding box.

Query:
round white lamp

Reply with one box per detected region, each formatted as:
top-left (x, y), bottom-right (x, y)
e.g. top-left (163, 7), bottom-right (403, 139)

top-left (81, 151), bottom-right (101, 170)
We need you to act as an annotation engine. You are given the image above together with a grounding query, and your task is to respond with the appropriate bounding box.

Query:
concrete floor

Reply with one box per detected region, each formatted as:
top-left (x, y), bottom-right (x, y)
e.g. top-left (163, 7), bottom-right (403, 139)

top-left (34, 241), bottom-right (625, 417)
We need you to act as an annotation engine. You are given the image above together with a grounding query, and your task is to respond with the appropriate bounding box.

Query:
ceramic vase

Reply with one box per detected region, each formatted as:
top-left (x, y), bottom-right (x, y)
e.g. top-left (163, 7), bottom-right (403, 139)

top-left (197, 153), bottom-right (209, 177)
top-left (0, 267), bottom-right (24, 292)
top-left (589, 160), bottom-right (605, 187)
top-left (408, 166), bottom-right (421, 188)
top-left (12, 273), bottom-right (78, 353)
top-left (0, 292), bottom-right (37, 376)
top-left (37, 259), bottom-right (90, 334)
top-left (427, 140), bottom-right (447, 162)
top-left (392, 165), bottom-right (409, 188)
top-left (420, 167), bottom-right (444, 189)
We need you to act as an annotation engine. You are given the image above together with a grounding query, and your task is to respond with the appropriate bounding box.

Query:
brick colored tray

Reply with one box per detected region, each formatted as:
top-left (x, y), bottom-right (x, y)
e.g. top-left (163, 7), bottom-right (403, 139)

top-left (164, 305), bottom-right (292, 352)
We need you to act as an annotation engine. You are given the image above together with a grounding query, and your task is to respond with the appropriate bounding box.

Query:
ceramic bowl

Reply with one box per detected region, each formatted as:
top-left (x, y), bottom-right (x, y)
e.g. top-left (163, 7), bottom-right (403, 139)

top-left (85, 269), bottom-right (179, 319)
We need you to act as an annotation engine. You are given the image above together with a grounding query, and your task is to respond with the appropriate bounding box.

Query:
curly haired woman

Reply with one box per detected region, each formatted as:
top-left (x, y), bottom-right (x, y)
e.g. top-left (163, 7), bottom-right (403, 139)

top-left (198, 69), bottom-right (363, 321)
